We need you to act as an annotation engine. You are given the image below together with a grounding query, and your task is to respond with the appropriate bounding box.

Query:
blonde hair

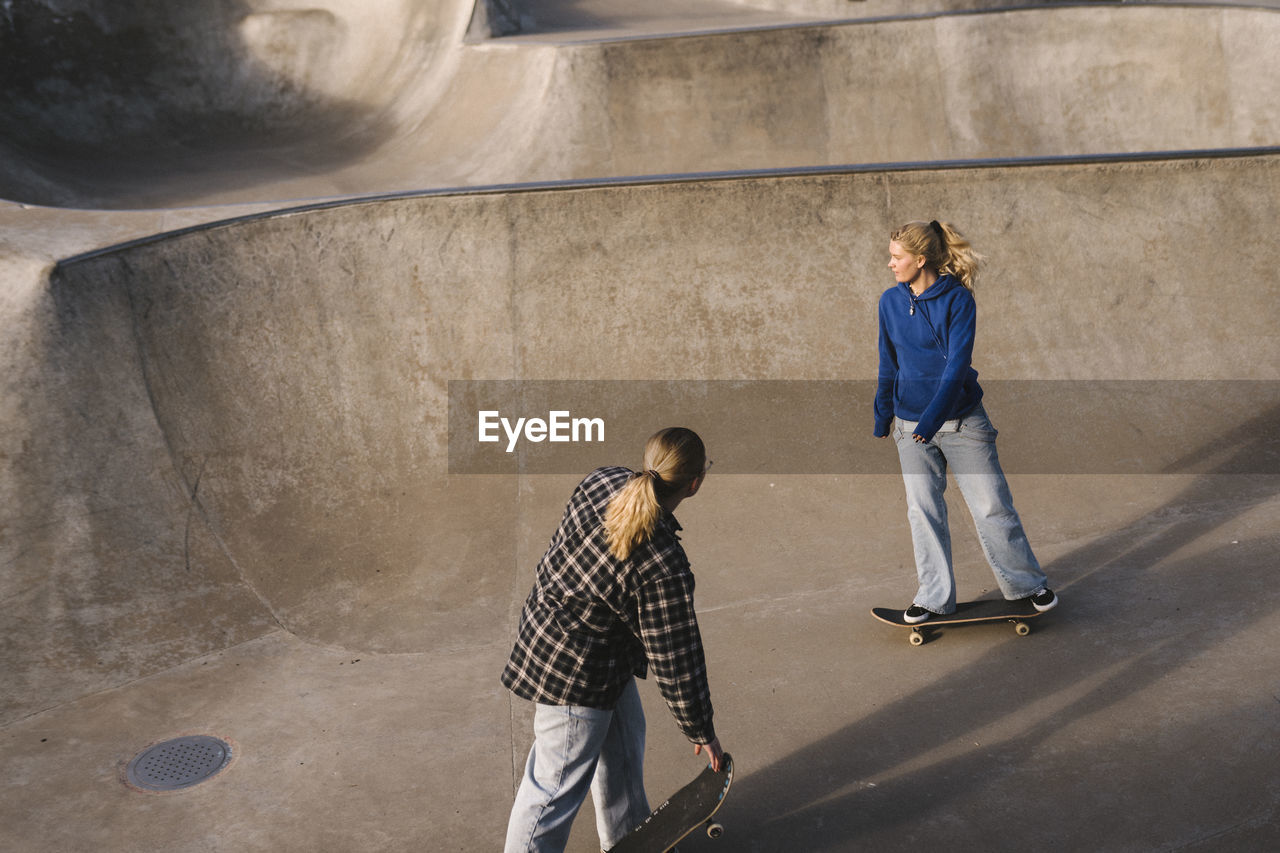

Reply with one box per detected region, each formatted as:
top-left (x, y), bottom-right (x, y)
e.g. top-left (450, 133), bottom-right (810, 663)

top-left (603, 427), bottom-right (706, 561)
top-left (890, 220), bottom-right (983, 292)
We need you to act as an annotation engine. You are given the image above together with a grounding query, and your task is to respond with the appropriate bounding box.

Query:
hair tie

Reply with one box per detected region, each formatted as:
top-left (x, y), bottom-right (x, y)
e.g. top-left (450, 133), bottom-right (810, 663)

top-left (930, 220), bottom-right (944, 240)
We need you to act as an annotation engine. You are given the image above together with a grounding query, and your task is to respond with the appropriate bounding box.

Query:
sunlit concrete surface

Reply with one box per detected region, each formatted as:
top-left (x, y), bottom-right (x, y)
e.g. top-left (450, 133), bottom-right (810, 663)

top-left (2, 2), bottom-right (1279, 851)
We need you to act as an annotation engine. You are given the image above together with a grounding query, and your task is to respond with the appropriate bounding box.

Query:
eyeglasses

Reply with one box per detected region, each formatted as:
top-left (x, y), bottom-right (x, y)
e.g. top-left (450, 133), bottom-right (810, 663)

top-left (702, 459), bottom-right (714, 475)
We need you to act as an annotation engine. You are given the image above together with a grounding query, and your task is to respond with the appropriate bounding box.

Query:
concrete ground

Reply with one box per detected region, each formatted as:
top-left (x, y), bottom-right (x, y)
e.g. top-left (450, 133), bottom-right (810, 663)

top-left (3, 2), bottom-right (1279, 851)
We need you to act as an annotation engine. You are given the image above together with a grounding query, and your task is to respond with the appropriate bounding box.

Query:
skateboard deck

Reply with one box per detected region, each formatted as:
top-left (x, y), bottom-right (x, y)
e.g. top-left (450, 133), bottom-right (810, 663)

top-left (608, 753), bottom-right (733, 852)
top-left (871, 598), bottom-right (1042, 645)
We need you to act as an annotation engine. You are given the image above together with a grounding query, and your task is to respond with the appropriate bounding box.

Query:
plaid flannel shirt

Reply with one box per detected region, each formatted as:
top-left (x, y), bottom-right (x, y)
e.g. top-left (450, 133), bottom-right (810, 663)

top-left (501, 466), bottom-right (716, 744)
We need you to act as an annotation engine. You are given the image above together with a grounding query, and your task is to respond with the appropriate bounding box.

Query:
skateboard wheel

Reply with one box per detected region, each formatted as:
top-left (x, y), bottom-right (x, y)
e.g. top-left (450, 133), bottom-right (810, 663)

top-left (909, 631), bottom-right (925, 646)
top-left (707, 822), bottom-right (724, 839)
top-left (1015, 622), bottom-right (1031, 637)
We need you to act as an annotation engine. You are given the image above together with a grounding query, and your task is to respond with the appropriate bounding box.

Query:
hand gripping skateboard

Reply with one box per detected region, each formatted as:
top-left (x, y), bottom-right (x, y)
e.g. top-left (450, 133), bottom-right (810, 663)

top-left (872, 597), bottom-right (1044, 645)
top-left (607, 753), bottom-right (733, 852)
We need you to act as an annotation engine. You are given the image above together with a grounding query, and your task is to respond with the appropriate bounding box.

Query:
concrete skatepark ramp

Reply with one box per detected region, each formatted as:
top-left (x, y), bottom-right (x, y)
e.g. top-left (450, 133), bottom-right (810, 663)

top-left (2, 2), bottom-right (1279, 850)
top-left (3, 0), bottom-right (1278, 206)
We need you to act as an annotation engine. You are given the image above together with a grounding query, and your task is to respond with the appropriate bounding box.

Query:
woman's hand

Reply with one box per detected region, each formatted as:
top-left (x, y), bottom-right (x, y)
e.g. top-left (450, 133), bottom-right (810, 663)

top-left (695, 737), bottom-right (725, 772)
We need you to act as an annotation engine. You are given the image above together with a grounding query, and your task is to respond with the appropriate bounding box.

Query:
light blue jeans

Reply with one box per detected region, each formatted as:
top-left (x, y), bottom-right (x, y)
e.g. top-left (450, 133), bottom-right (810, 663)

top-left (893, 404), bottom-right (1047, 615)
top-left (504, 678), bottom-right (650, 853)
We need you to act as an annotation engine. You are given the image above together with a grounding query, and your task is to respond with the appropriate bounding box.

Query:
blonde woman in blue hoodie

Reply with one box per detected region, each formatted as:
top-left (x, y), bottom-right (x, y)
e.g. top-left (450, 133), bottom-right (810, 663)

top-left (874, 220), bottom-right (1057, 623)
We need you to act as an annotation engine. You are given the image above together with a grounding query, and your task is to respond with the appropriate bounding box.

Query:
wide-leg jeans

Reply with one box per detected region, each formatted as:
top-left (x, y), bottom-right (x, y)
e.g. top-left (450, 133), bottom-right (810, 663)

top-left (893, 404), bottom-right (1047, 615)
top-left (504, 678), bottom-right (649, 853)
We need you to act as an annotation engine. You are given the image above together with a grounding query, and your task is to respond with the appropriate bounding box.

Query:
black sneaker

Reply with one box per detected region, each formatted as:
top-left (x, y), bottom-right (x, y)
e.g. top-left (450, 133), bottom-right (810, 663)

top-left (1029, 588), bottom-right (1058, 612)
top-left (904, 605), bottom-right (931, 624)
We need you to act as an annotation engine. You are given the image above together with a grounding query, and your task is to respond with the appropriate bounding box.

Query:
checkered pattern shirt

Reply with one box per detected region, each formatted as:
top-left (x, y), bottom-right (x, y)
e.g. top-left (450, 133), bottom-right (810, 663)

top-left (501, 466), bottom-right (716, 744)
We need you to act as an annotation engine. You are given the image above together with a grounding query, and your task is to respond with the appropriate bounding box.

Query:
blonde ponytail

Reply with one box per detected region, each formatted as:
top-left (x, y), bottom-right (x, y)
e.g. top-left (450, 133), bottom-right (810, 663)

top-left (890, 220), bottom-right (984, 292)
top-left (603, 472), bottom-right (661, 561)
top-left (603, 428), bottom-right (706, 561)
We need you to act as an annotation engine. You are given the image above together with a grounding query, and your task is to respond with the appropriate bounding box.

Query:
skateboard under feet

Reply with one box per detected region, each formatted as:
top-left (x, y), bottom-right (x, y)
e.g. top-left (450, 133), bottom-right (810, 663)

top-left (872, 597), bottom-right (1045, 645)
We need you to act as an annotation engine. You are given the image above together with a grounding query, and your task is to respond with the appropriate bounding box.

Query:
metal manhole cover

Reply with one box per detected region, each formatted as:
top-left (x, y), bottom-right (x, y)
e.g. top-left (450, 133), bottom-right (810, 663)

top-left (126, 735), bottom-right (233, 791)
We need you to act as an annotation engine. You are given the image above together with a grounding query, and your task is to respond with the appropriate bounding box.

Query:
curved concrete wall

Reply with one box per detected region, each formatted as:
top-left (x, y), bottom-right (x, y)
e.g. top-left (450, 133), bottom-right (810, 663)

top-left (525, 4), bottom-right (1279, 174)
top-left (3, 3), bottom-right (1278, 206)
top-left (37, 153), bottom-right (1279, 668)
top-left (1, 247), bottom-right (280, 724)
top-left (0, 0), bottom-right (464, 143)
top-left (6, 0), bottom-right (1279, 724)
top-left (0, 0), bottom-right (473, 206)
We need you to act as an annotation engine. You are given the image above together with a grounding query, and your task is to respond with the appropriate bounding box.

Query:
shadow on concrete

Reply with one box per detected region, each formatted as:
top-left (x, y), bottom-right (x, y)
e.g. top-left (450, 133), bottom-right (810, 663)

top-left (471, 0), bottom-right (1071, 40)
top-left (723, 405), bottom-right (1280, 850)
top-left (0, 0), bottom-right (402, 208)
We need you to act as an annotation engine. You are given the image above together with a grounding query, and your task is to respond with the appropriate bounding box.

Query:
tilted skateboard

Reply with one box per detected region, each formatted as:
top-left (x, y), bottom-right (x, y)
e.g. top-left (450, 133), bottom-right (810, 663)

top-left (871, 598), bottom-right (1043, 645)
top-left (607, 753), bottom-right (733, 852)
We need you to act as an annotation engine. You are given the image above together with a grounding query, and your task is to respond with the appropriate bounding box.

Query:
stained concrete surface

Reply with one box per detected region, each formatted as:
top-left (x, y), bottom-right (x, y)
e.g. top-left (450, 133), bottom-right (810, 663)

top-left (3, 1), bottom-right (1280, 851)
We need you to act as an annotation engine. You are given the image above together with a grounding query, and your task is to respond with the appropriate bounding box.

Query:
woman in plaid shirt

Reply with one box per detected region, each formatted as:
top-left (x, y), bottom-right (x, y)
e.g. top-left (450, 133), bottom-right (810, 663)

top-left (502, 427), bottom-right (725, 853)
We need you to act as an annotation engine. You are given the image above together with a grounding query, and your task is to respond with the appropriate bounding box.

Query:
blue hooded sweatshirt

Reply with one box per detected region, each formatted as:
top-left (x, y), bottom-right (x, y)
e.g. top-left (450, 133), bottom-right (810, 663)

top-left (873, 273), bottom-right (983, 442)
